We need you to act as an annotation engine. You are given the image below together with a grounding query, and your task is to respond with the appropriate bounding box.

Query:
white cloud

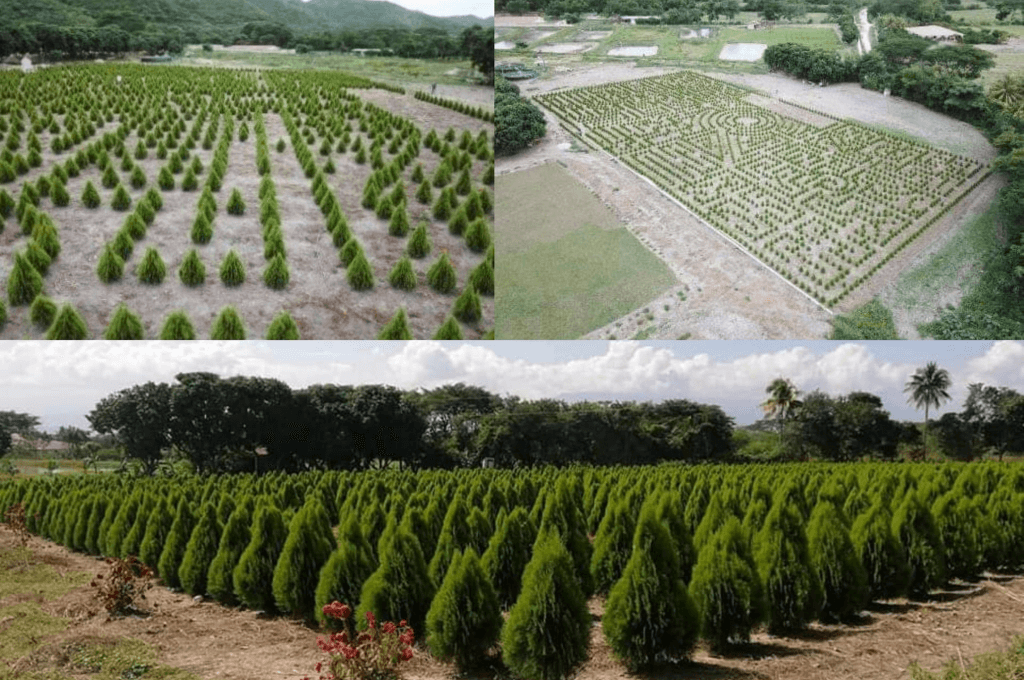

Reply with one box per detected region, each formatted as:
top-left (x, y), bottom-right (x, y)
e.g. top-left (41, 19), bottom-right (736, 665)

top-left (964, 341), bottom-right (1024, 387)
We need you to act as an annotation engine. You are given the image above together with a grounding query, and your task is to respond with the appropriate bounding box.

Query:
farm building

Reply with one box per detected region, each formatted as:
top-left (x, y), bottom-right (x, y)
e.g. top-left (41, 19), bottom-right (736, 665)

top-left (21, 55), bottom-right (34, 73)
top-left (906, 25), bottom-right (963, 42)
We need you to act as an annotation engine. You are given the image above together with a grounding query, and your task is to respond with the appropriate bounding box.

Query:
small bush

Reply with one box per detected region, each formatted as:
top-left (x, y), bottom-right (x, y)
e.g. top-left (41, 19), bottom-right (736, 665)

top-left (265, 311), bottom-right (300, 339)
top-left (7, 252), bottom-right (44, 306)
top-left (347, 252), bottom-right (375, 290)
top-left (226, 188), bottom-right (245, 215)
top-left (178, 249), bottom-right (206, 286)
top-left (427, 253), bottom-right (457, 293)
top-left (123, 213), bottom-right (146, 240)
top-left (432, 316), bottom-right (463, 339)
top-left (96, 244), bottom-right (125, 283)
top-left (145, 188), bottom-right (163, 211)
top-left (91, 556), bottom-right (154, 617)
top-left (45, 303), bottom-right (89, 339)
top-left (136, 247), bottom-right (167, 284)
top-left (389, 207), bottom-right (410, 236)
top-left (263, 254), bottom-right (289, 290)
top-left (159, 311), bottom-right (196, 340)
top-left (465, 218), bottom-right (491, 252)
top-left (452, 284), bottom-right (482, 323)
top-left (219, 250), bottom-right (246, 287)
top-left (112, 229), bottom-right (134, 260)
top-left (24, 240), bottom-right (52, 275)
top-left (103, 303), bottom-right (145, 340)
top-left (29, 294), bottom-right (57, 328)
top-left (407, 222), bottom-right (431, 258)
top-left (81, 181), bottom-right (101, 208)
top-left (135, 200), bottom-right (155, 225)
top-left (210, 306), bottom-right (247, 340)
top-left (426, 550), bottom-right (502, 671)
top-left (191, 211), bottom-right (213, 244)
top-left (110, 184), bottom-right (132, 211)
top-left (378, 308), bottom-right (414, 340)
top-left (469, 259), bottom-right (494, 296)
top-left (50, 180), bottom-right (70, 207)
top-left (340, 238), bottom-right (363, 267)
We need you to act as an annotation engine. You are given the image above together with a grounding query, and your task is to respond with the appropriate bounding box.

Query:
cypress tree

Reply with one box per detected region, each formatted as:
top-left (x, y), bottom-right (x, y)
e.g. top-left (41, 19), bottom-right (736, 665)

top-left (415, 179), bottom-right (432, 204)
top-left (45, 304), bottom-right (89, 339)
top-left (432, 316), bottom-right (463, 340)
top-left (272, 501), bottom-right (337, 621)
top-left (850, 500), bottom-right (910, 600)
top-left (50, 180), bottom-right (70, 207)
top-left (388, 206), bottom-right (409, 236)
top-left (139, 497), bottom-right (174, 568)
top-left (891, 492), bottom-right (946, 597)
top-left (452, 284), bottom-right (482, 323)
top-left (590, 494), bottom-right (636, 595)
top-left (29, 294), bottom-right (57, 328)
top-left (8, 252), bottom-right (44, 306)
top-left (347, 251), bottom-right (374, 290)
top-left (226, 188), bottom-right (246, 215)
top-left (448, 205), bottom-right (469, 236)
top-left (603, 504), bottom-right (700, 670)
top-left (137, 247), bottom-right (166, 284)
top-left (265, 312), bottom-right (300, 339)
top-left (32, 216), bottom-right (61, 258)
top-left (121, 495), bottom-right (156, 558)
top-left (24, 240), bottom-right (52, 276)
top-left (427, 549), bottom-right (503, 671)
top-left (427, 252), bottom-right (457, 293)
top-left (537, 478), bottom-right (594, 596)
top-left (468, 259), bottom-right (494, 296)
top-left (807, 501), bottom-right (869, 623)
top-left (130, 166), bottom-right (147, 190)
top-left (191, 211), bottom-right (213, 244)
top-left (753, 501), bottom-right (822, 633)
top-left (378, 308), bottom-right (413, 340)
top-left (211, 306), bottom-right (246, 340)
top-left (689, 517), bottom-right (764, 653)
top-left (388, 257), bottom-right (417, 291)
top-left (0, 189), bottom-right (14, 219)
top-left (97, 243), bottom-right (125, 283)
top-left (179, 502), bottom-right (224, 596)
top-left (428, 496), bottom-right (474, 587)
top-left (357, 521), bottom-right (435, 634)
top-left (481, 506), bottom-right (536, 609)
top-left (263, 254), bottom-right (289, 289)
top-left (160, 311), bottom-right (196, 340)
top-left (502, 529), bottom-right (591, 680)
top-left (207, 497), bottom-right (255, 605)
top-left (219, 250), bottom-right (246, 286)
top-left (340, 238), bottom-right (363, 266)
top-left (110, 184), bottom-right (132, 211)
top-left (406, 222), bottom-right (431, 258)
top-left (113, 229), bottom-right (134, 260)
top-left (179, 249), bottom-right (206, 286)
top-left (234, 503), bottom-right (289, 612)
top-left (157, 498), bottom-right (197, 588)
top-left (103, 304), bottom-right (145, 340)
top-left (314, 517), bottom-right (377, 629)
top-left (465, 218), bottom-right (491, 252)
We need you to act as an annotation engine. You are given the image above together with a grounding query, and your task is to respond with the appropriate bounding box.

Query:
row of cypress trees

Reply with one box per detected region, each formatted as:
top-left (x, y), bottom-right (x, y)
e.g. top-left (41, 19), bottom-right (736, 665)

top-left (3, 462), bottom-right (1021, 676)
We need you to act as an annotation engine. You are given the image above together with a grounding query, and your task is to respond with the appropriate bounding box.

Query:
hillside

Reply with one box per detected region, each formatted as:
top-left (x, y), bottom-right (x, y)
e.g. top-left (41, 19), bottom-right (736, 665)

top-left (0, 0), bottom-right (491, 38)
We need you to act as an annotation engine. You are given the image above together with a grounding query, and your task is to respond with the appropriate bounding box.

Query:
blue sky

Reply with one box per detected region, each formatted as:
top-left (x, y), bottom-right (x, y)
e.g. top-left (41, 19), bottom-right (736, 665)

top-left (0, 341), bottom-right (1019, 431)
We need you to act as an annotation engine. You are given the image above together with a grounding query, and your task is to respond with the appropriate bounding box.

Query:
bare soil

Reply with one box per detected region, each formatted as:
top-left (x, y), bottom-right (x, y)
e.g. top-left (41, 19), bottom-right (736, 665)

top-left (504, 62), bottom-right (997, 339)
top-left (0, 81), bottom-right (493, 340)
top-left (5, 530), bottom-right (1024, 680)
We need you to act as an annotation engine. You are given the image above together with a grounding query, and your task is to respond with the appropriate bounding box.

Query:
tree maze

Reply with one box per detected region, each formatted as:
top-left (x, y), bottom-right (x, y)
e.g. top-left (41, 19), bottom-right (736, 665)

top-left (537, 72), bottom-right (987, 308)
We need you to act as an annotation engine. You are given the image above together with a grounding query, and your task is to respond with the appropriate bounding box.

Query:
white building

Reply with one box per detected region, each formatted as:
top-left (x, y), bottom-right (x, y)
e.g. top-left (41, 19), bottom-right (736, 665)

top-left (20, 55), bottom-right (34, 74)
top-left (906, 25), bottom-right (963, 42)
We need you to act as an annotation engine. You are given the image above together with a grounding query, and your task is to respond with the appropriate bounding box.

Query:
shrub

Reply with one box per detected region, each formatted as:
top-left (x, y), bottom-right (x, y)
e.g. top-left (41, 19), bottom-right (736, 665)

top-left (931, 492), bottom-right (981, 581)
top-left (226, 188), bottom-right (245, 215)
top-left (137, 247), bottom-right (166, 284)
top-left (388, 257), bottom-right (417, 291)
top-left (123, 213), bottom-right (146, 240)
top-left (211, 306), bottom-right (246, 340)
top-left (389, 207), bottom-right (410, 236)
top-left (448, 206), bottom-right (469, 236)
top-left (407, 222), bottom-right (431, 258)
top-left (91, 556), bottom-right (154, 617)
top-left (850, 500), bottom-right (910, 600)
top-left (378, 308), bottom-right (414, 340)
top-left (110, 184), bottom-right (132, 211)
top-left (50, 180), bottom-right (70, 207)
top-left (135, 200), bottom-right (155, 225)
top-left (207, 499), bottom-right (254, 605)
top-left (159, 311), bottom-right (196, 340)
top-left (455, 168), bottom-right (472, 196)
top-left (145, 188), bottom-right (163, 211)
top-left (103, 304), bottom-right (145, 339)
top-left (102, 164), bottom-right (119, 189)
top-left (233, 503), bottom-right (288, 612)
top-left (502, 529), bottom-right (591, 680)
top-left (181, 168), bottom-right (198, 191)
top-left (340, 238), bottom-right (363, 267)
top-left (468, 259), bottom-right (494, 296)
top-left (689, 517), bottom-right (764, 653)
top-left (753, 502), bottom-right (822, 634)
top-left (81, 181), bottom-right (101, 208)
top-left (7, 252), bottom-right (44, 306)
top-left (347, 252), bottom-right (375, 290)
top-left (175, 502), bottom-right (223, 597)
top-left (44, 303), bottom-right (89, 339)
top-left (219, 250), bottom-right (246, 287)
top-left (138, 498), bottom-right (174, 567)
top-left (415, 179), bottom-right (432, 204)
top-left (452, 284), bottom-right (482, 323)
top-left (590, 495), bottom-right (636, 595)
top-left (158, 166), bottom-right (175, 190)
top-left (426, 549), bottom-right (503, 671)
top-left (112, 230), bottom-right (134, 260)
top-left (807, 501), bottom-right (869, 623)
top-left (431, 316), bottom-right (463, 339)
top-left (603, 504), bottom-right (699, 671)
top-left (130, 166), bottom-right (147, 190)
top-left (891, 492), bottom-right (946, 597)
top-left (0, 189), bottom-right (14, 219)
top-left (465, 219), bottom-right (491, 252)
top-left (272, 500), bottom-right (337, 621)
top-left (432, 188), bottom-right (452, 220)
top-left (427, 253), bottom-right (457, 293)
top-left (314, 518), bottom-right (377, 629)
top-left (24, 240), bottom-right (52, 275)
top-left (179, 249), bottom-right (206, 286)
top-left (276, 138), bottom-right (286, 152)
top-left (29, 294), bottom-right (57, 328)
top-left (266, 311), bottom-right (300, 339)
top-left (357, 522), bottom-right (435, 635)
top-left (191, 211), bottom-right (213, 244)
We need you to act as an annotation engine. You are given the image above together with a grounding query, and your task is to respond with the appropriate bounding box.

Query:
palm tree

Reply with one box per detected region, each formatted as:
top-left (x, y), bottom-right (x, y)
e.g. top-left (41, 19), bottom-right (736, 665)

top-left (904, 362), bottom-right (952, 458)
top-left (761, 378), bottom-right (802, 453)
top-left (989, 74), bottom-right (1024, 111)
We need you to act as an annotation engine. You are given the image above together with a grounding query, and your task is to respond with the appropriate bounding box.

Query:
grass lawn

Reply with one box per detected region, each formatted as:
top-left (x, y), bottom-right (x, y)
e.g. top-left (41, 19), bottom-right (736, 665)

top-left (496, 163), bottom-right (676, 339)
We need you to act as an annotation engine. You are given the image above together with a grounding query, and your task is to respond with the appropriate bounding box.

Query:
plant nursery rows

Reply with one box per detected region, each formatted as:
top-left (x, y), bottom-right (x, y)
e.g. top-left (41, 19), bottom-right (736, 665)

top-left (2, 461), bottom-right (1022, 673)
top-left (0, 64), bottom-right (494, 339)
top-left (537, 72), bottom-right (986, 308)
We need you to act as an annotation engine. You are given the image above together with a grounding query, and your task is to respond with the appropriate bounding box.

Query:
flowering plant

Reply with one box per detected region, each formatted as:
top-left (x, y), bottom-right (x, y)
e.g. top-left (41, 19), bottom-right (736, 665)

top-left (304, 602), bottom-right (414, 680)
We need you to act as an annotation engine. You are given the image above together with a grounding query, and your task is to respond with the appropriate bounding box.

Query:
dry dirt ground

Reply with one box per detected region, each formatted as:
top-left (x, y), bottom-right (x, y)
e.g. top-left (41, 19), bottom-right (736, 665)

top-left (500, 62), bottom-right (999, 339)
top-left (5, 530), bottom-right (1024, 680)
top-left (0, 76), bottom-right (493, 340)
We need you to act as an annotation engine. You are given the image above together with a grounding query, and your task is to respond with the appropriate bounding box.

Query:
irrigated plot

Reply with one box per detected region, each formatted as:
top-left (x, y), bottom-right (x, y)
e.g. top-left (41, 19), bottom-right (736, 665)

top-left (536, 71), bottom-right (987, 307)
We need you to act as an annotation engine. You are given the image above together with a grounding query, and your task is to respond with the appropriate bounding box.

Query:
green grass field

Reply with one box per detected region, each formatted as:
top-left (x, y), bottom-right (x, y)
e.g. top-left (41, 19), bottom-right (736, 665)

top-left (496, 163), bottom-right (676, 339)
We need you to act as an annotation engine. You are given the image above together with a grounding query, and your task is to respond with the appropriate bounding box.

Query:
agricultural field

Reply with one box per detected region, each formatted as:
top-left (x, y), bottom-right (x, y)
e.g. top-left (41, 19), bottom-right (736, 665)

top-left (496, 162), bottom-right (675, 339)
top-left (536, 71), bottom-right (989, 308)
top-left (2, 461), bottom-right (1023, 679)
top-left (0, 64), bottom-right (494, 339)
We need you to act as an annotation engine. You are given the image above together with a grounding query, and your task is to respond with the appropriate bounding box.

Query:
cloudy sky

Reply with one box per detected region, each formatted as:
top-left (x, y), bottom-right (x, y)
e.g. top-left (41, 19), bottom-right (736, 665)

top-left (1, 341), bottom-right (1019, 431)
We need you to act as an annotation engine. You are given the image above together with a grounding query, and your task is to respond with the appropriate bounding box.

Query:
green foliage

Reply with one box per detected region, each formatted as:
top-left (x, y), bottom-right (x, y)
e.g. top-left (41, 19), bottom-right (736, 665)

top-left (465, 218), bottom-right (491, 252)
top-left (179, 249), bottom-right (206, 286)
top-left (211, 306), bottom-right (246, 340)
top-left (136, 247), bottom-right (167, 285)
top-left (191, 211), bottom-right (213, 244)
top-left (340, 238), bottom-right (363, 267)
top-left (159, 311), bottom-right (196, 340)
top-left (501, 529), bottom-right (591, 680)
top-left (207, 498), bottom-right (254, 605)
top-left (103, 304), bottom-right (145, 340)
top-left (426, 549), bottom-right (503, 671)
top-left (157, 499), bottom-right (196, 588)
top-left (388, 256), bottom-right (417, 291)
top-left (234, 503), bottom-right (288, 612)
top-left (689, 517), bottom-right (764, 652)
top-left (850, 500), bottom-right (910, 600)
top-left (590, 495), bottom-right (636, 595)
top-left (123, 213), bottom-right (146, 240)
top-left (378, 308), bottom-right (413, 340)
top-left (273, 501), bottom-right (336, 621)
top-left (50, 180), bottom-right (70, 207)
top-left (357, 521), bottom-right (435, 634)
top-left (29, 294), bottom-right (57, 329)
top-left (24, 240), bottom-right (52, 276)
top-left (81, 181), bottom-right (101, 209)
top-left (891, 492), bottom-right (947, 597)
top-left (452, 284), bottom-right (482, 323)
top-left (347, 251), bottom-right (375, 290)
top-left (496, 78), bottom-right (547, 157)
top-left (432, 316), bottom-right (463, 339)
top-left (8, 252), bottom-right (44, 306)
top-left (481, 507), bottom-right (536, 609)
top-left (831, 298), bottom-right (901, 339)
top-left (110, 184), bottom-right (132, 211)
top-left (603, 504), bottom-right (699, 670)
top-left (219, 250), bottom-right (246, 287)
top-left (146, 188), bottom-right (164, 212)
top-left (427, 253), bottom-right (457, 293)
top-left (262, 254), bottom-right (289, 290)
top-left (407, 222), bottom-right (431, 259)
top-left (931, 492), bottom-right (981, 581)
top-left (389, 206), bottom-right (410, 236)
top-left (226, 188), bottom-right (246, 215)
top-left (266, 312), bottom-right (300, 340)
top-left (179, 502), bottom-right (223, 596)
top-left (807, 501), bottom-right (869, 623)
top-left (754, 502), bottom-right (823, 634)
top-left (138, 498), bottom-right (174, 567)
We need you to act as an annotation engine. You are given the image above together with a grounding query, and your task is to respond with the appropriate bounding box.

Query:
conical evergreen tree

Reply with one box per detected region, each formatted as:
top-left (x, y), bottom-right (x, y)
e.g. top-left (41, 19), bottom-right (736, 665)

top-left (31, 217), bottom-right (61, 258)
top-left (120, 495), bottom-right (156, 558)
top-left (139, 497), bottom-right (174, 568)
top-left (931, 492), bottom-right (981, 581)
top-left (481, 506), bottom-right (536, 609)
top-left (465, 218), bottom-right (491, 252)
top-left (29, 293), bottom-right (57, 328)
top-left (97, 243), bottom-right (124, 283)
top-left (7, 251), bottom-right (43, 306)
top-left (191, 211), bottom-right (213, 244)
top-left (45, 304), bottom-right (89, 339)
top-left (407, 222), bottom-right (431, 258)
top-left (850, 500), bottom-right (910, 600)
top-left (753, 501), bottom-right (822, 633)
top-left (452, 284), bottom-right (482, 323)
top-left (178, 502), bottom-right (223, 596)
top-left (378, 307), bottom-right (413, 340)
top-left (103, 303), bottom-right (145, 340)
top-left (179, 249), bottom-right (206, 286)
top-left (428, 496), bottom-right (474, 587)
top-left (112, 229), bottom-right (134, 260)
top-left (347, 251), bottom-right (374, 290)
top-left (502, 529), bottom-right (591, 680)
top-left (590, 494), bottom-right (637, 595)
top-left (81, 181), bottom-right (101, 208)
top-left (427, 549), bottom-right (503, 671)
top-left (537, 477), bottom-right (594, 596)
top-left (807, 500), bottom-right (869, 623)
top-left (207, 497), bottom-right (255, 605)
top-left (891, 491), bottom-right (946, 597)
top-left (357, 521), bottom-right (435, 634)
top-left (432, 316), bottom-right (463, 340)
top-left (219, 250), bottom-right (246, 286)
top-left (160, 311), bottom-right (196, 340)
top-left (314, 517), bottom-right (377, 629)
top-left (469, 259), bottom-right (494, 296)
top-left (427, 252), bottom-right (457, 293)
top-left (272, 500), bottom-right (336, 621)
top-left (234, 502), bottom-right (289, 612)
top-left (137, 247), bottom-right (167, 284)
top-left (603, 503), bottom-right (700, 670)
top-left (110, 184), bottom-right (132, 211)
top-left (262, 254), bottom-right (289, 290)
top-left (211, 306), bottom-right (246, 340)
top-left (157, 498), bottom-right (197, 588)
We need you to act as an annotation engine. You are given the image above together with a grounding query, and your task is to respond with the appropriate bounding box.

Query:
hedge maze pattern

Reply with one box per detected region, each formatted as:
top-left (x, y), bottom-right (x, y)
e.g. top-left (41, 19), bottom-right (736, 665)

top-left (537, 72), bottom-right (987, 308)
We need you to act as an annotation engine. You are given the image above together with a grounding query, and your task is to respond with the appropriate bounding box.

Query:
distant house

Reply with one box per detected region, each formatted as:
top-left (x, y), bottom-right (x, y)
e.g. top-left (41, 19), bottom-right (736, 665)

top-left (351, 48), bottom-right (393, 57)
top-left (10, 433), bottom-right (69, 453)
top-left (20, 55), bottom-right (34, 74)
top-left (906, 25), bottom-right (963, 42)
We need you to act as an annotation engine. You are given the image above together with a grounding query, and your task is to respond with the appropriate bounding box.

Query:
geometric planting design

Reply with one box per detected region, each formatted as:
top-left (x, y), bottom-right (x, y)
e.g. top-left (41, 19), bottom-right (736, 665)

top-left (537, 72), bottom-right (987, 307)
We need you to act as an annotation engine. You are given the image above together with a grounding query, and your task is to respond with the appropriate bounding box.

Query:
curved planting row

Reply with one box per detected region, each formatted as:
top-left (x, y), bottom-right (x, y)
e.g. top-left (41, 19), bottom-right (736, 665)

top-left (2, 462), bottom-right (1022, 674)
top-left (413, 90), bottom-right (495, 123)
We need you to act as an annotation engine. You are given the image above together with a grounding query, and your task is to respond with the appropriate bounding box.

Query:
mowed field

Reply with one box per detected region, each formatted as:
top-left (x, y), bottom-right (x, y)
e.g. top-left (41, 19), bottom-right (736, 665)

top-left (0, 63), bottom-right (494, 339)
top-left (496, 162), bottom-right (675, 339)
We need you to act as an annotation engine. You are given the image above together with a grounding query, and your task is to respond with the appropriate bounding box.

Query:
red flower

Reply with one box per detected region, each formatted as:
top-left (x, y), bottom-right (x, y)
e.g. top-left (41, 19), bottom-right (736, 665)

top-left (365, 610), bottom-right (376, 628)
top-left (399, 631), bottom-right (414, 646)
top-left (342, 645), bottom-right (359, 660)
top-left (322, 602), bottom-right (351, 620)
top-left (400, 648), bottom-right (414, 661)
top-left (382, 621), bottom-right (396, 635)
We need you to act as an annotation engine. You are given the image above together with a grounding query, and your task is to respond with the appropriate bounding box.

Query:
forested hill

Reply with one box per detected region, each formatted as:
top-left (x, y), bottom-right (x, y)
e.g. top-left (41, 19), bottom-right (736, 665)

top-left (0, 0), bottom-right (491, 43)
